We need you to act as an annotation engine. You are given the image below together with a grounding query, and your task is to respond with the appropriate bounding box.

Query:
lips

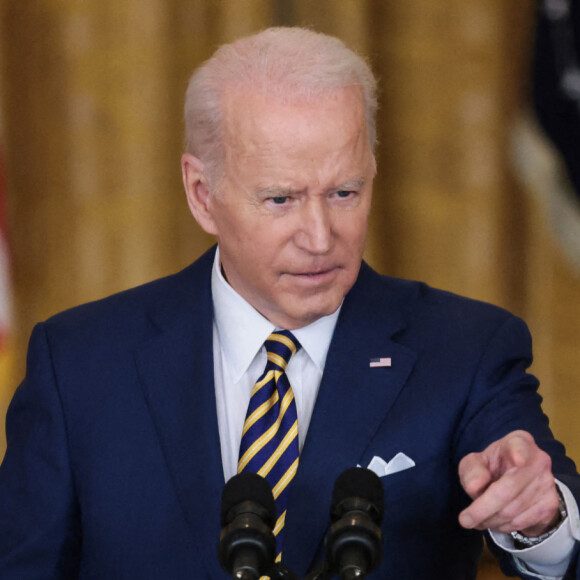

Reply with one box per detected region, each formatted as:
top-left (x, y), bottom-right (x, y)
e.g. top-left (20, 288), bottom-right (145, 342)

top-left (290, 263), bottom-right (336, 273)
top-left (286, 266), bottom-right (340, 281)
top-left (298, 269), bottom-right (332, 276)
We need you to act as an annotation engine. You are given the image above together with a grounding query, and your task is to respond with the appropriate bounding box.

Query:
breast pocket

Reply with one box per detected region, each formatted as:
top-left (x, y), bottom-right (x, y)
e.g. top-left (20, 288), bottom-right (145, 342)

top-left (375, 452), bottom-right (460, 530)
top-left (369, 452), bottom-right (454, 502)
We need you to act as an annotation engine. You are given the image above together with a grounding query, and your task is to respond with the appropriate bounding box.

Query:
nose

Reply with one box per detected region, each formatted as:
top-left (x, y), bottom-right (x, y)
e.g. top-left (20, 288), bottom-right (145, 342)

top-left (294, 198), bottom-right (333, 254)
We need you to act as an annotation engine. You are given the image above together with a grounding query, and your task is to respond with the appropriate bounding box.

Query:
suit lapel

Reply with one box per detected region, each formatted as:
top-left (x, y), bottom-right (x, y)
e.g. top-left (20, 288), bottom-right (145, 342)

top-left (134, 249), bottom-right (226, 580)
top-left (284, 265), bottom-right (418, 576)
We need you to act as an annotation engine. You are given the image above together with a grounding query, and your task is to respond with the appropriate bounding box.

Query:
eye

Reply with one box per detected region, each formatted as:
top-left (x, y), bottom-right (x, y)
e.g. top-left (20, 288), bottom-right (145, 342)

top-left (335, 190), bottom-right (354, 199)
top-left (269, 196), bottom-right (289, 205)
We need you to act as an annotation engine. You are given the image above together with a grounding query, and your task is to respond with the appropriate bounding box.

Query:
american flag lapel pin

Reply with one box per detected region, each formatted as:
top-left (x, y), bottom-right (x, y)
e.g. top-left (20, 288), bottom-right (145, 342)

top-left (369, 357), bottom-right (392, 368)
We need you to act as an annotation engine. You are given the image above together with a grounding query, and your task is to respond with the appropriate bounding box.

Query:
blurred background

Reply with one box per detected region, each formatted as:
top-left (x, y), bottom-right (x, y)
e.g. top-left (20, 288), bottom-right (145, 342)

top-left (0, 1), bottom-right (579, 577)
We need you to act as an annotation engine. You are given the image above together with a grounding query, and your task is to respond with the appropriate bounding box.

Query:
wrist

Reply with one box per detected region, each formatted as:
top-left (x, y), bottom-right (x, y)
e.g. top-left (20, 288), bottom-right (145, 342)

top-left (511, 487), bottom-right (567, 549)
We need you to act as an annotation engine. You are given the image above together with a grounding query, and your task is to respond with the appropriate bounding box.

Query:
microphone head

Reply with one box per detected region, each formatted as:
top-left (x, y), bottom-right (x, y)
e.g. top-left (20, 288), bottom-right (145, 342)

top-left (220, 472), bottom-right (276, 527)
top-left (330, 467), bottom-right (384, 524)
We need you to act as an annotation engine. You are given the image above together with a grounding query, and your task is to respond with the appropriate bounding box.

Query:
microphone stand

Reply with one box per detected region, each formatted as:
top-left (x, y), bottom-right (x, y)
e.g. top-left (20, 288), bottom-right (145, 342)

top-left (302, 560), bottom-right (331, 580)
top-left (267, 562), bottom-right (300, 580)
top-left (265, 560), bottom-right (332, 580)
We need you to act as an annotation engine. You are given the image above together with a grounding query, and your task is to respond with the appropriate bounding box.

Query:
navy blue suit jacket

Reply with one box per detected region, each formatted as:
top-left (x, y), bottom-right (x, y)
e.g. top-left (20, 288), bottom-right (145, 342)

top-left (1, 246), bottom-right (579, 579)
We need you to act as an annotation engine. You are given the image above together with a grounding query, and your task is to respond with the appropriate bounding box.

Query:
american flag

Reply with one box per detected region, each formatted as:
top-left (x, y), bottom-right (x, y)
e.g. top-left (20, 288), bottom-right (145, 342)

top-left (0, 150), bottom-right (10, 352)
top-left (369, 357), bottom-right (392, 368)
top-left (0, 80), bottom-right (14, 456)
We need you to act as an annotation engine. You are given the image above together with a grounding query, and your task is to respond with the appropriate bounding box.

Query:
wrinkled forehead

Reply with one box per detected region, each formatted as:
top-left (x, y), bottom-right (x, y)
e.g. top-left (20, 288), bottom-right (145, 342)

top-left (217, 86), bottom-right (374, 194)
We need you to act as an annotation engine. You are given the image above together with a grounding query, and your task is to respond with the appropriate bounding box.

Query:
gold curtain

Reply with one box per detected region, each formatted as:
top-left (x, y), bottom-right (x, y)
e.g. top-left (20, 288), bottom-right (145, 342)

top-left (1, 3), bottom-right (579, 577)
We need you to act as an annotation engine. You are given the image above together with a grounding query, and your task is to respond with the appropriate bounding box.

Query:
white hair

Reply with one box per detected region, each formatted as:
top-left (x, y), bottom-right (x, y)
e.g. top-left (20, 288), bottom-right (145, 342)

top-left (184, 27), bottom-right (378, 189)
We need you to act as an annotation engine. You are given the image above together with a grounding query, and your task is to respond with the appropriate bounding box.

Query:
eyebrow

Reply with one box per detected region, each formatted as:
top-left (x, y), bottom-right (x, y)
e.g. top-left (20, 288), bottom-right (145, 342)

top-left (334, 178), bottom-right (366, 191)
top-left (255, 185), bottom-right (305, 198)
top-left (256, 178), bottom-right (366, 198)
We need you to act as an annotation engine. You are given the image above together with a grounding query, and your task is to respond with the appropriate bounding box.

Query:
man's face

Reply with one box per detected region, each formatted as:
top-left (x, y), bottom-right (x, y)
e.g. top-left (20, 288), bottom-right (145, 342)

top-left (187, 86), bottom-right (375, 329)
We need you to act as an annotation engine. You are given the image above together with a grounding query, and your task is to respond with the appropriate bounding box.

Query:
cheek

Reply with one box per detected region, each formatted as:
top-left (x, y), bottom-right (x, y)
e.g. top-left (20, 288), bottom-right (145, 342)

top-left (232, 231), bottom-right (283, 276)
top-left (340, 217), bottom-right (369, 248)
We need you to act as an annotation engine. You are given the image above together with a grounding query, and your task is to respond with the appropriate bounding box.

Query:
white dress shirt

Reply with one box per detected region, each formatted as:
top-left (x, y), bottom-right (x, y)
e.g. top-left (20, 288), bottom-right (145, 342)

top-left (209, 247), bottom-right (578, 578)
top-left (211, 247), bottom-right (340, 482)
top-left (489, 481), bottom-right (580, 579)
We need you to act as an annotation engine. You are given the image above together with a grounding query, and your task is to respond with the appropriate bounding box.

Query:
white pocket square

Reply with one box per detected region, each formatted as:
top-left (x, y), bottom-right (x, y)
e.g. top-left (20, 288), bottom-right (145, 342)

top-left (366, 452), bottom-right (416, 477)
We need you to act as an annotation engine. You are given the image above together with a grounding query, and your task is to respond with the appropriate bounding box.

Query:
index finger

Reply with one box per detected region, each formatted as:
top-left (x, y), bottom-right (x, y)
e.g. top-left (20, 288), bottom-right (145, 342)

top-left (459, 466), bottom-right (522, 529)
top-left (458, 452), bottom-right (493, 500)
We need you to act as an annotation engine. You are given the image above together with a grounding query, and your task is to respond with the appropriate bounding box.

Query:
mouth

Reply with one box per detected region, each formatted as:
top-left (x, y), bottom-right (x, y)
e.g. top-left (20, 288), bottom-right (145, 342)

top-left (287, 266), bottom-right (340, 282)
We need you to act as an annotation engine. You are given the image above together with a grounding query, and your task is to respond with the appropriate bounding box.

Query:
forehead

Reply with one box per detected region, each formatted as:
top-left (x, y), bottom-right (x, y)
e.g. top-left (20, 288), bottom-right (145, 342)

top-left (223, 85), bottom-right (365, 136)
top-left (220, 86), bottom-right (371, 182)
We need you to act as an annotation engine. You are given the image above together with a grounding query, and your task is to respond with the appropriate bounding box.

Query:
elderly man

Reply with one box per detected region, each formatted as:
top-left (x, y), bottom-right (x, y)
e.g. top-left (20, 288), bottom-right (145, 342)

top-left (0, 27), bottom-right (579, 580)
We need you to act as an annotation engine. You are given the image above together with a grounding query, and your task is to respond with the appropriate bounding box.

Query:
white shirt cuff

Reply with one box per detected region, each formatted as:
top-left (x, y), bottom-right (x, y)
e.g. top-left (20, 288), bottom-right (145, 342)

top-left (488, 480), bottom-right (580, 579)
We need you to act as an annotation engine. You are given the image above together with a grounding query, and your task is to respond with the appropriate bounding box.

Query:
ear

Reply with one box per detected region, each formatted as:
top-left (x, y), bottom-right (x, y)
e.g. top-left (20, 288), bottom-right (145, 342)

top-left (181, 153), bottom-right (219, 235)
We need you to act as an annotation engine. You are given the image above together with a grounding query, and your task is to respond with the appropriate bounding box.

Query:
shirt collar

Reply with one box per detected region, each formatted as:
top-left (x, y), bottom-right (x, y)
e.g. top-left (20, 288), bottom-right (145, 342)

top-left (211, 246), bottom-right (340, 382)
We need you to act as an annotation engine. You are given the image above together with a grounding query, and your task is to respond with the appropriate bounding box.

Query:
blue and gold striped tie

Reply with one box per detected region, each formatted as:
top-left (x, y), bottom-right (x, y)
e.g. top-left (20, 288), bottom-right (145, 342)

top-left (238, 330), bottom-right (301, 560)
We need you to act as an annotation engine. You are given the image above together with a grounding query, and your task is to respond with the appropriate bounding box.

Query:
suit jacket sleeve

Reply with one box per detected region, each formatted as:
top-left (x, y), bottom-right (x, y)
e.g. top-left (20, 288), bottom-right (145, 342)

top-left (0, 323), bottom-right (81, 578)
top-left (451, 314), bottom-right (580, 578)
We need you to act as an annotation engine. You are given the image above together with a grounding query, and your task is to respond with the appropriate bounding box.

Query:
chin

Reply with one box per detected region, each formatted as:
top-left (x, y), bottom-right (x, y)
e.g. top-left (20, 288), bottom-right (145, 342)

top-left (294, 301), bottom-right (342, 326)
top-left (268, 288), bottom-right (347, 328)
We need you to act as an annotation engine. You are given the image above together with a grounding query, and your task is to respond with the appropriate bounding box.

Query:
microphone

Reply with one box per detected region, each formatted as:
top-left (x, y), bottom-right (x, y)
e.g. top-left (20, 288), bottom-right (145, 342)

top-left (218, 472), bottom-right (277, 580)
top-left (325, 467), bottom-right (384, 580)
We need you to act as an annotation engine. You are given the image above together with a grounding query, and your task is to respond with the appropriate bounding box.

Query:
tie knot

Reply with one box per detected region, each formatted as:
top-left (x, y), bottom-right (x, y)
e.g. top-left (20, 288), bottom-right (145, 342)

top-left (264, 330), bottom-right (301, 372)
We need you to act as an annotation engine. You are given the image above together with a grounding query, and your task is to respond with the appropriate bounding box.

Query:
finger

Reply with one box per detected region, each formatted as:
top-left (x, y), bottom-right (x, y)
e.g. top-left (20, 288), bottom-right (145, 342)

top-left (464, 473), bottom-right (536, 531)
top-left (494, 499), bottom-right (560, 535)
top-left (459, 466), bottom-right (525, 530)
top-left (494, 476), bottom-right (561, 535)
top-left (458, 431), bottom-right (533, 500)
top-left (458, 431), bottom-right (555, 531)
top-left (458, 453), bottom-right (493, 500)
top-left (497, 431), bottom-right (535, 470)
top-left (460, 466), bottom-right (558, 532)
